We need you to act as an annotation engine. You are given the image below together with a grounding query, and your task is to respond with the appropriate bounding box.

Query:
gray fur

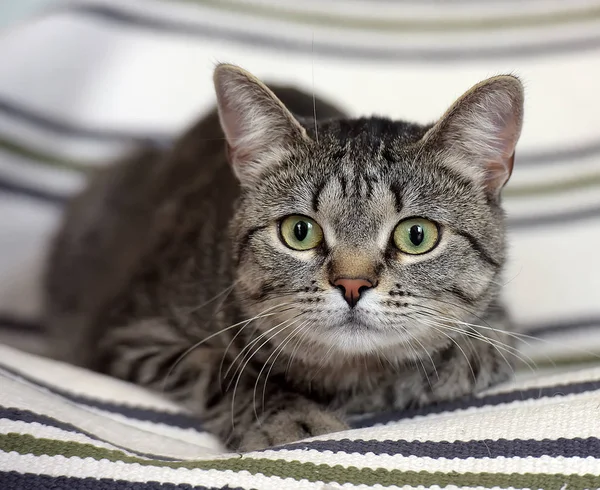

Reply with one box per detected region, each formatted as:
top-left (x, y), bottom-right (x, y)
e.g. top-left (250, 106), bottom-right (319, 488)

top-left (44, 65), bottom-right (524, 451)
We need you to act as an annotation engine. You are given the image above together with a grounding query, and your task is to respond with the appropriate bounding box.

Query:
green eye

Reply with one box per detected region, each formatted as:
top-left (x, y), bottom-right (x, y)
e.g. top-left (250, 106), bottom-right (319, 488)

top-left (280, 215), bottom-right (324, 251)
top-left (393, 218), bottom-right (440, 255)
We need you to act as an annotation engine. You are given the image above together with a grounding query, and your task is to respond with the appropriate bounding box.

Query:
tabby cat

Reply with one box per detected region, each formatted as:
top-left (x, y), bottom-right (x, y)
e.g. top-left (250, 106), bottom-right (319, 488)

top-left (45, 64), bottom-right (524, 451)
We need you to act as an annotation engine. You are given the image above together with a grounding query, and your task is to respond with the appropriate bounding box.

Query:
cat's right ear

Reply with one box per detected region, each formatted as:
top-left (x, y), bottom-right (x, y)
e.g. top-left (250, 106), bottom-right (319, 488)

top-left (213, 64), bottom-right (310, 186)
top-left (421, 75), bottom-right (524, 199)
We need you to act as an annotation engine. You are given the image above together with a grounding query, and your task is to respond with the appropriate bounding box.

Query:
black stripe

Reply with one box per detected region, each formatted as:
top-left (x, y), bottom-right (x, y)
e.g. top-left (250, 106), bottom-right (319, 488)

top-left (524, 316), bottom-right (600, 337)
top-left (277, 436), bottom-right (600, 459)
top-left (61, 3), bottom-right (600, 62)
top-left (446, 285), bottom-right (478, 304)
top-left (1, 93), bottom-right (600, 172)
top-left (146, 350), bottom-right (189, 387)
top-left (338, 174), bottom-right (348, 198)
top-left (0, 364), bottom-right (205, 431)
top-left (0, 178), bottom-right (68, 205)
top-left (364, 174), bottom-right (376, 198)
top-left (235, 225), bottom-right (266, 265)
top-left (455, 230), bottom-right (501, 268)
top-left (389, 182), bottom-right (403, 212)
top-left (0, 406), bottom-right (178, 461)
top-left (508, 204), bottom-right (600, 229)
top-left (123, 350), bottom-right (161, 384)
top-left (350, 378), bottom-right (600, 428)
top-left (0, 473), bottom-right (239, 490)
top-left (311, 179), bottom-right (327, 212)
top-left (518, 139), bottom-right (600, 167)
top-left (0, 405), bottom-right (88, 435)
top-left (1, 83), bottom-right (600, 171)
top-left (0, 315), bottom-right (44, 333)
top-left (0, 96), bottom-right (169, 145)
top-left (326, 0), bottom-right (548, 3)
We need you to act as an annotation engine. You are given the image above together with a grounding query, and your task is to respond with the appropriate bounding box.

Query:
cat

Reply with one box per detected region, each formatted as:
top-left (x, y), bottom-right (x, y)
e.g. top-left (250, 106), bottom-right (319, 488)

top-left (44, 64), bottom-right (524, 451)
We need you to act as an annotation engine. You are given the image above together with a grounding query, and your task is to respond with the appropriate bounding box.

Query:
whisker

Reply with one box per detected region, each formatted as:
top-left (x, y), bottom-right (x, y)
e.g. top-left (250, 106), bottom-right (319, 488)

top-left (461, 319), bottom-right (600, 362)
top-left (229, 318), bottom-right (297, 430)
top-left (416, 318), bottom-right (477, 382)
top-left (219, 304), bottom-right (296, 386)
top-left (412, 295), bottom-right (557, 367)
top-left (162, 312), bottom-right (277, 393)
top-left (253, 320), bottom-right (307, 421)
top-left (414, 312), bottom-right (532, 377)
top-left (374, 344), bottom-right (400, 374)
top-left (412, 303), bottom-right (563, 370)
top-left (413, 293), bottom-right (497, 331)
top-left (285, 321), bottom-right (313, 377)
top-left (308, 332), bottom-right (339, 384)
top-left (264, 322), bottom-right (311, 412)
top-left (390, 322), bottom-right (431, 381)
top-left (162, 301), bottom-right (294, 394)
top-left (224, 314), bottom-right (296, 387)
top-left (402, 325), bottom-right (439, 383)
top-left (179, 281), bottom-right (238, 315)
top-left (311, 31), bottom-right (319, 144)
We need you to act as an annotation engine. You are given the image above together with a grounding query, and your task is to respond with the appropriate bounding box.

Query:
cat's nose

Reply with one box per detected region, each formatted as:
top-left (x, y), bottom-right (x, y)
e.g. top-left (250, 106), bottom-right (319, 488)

top-left (332, 278), bottom-right (374, 307)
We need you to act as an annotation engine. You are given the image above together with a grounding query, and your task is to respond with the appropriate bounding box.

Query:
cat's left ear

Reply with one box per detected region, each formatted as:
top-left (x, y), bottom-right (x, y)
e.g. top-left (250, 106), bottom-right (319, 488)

top-left (213, 64), bottom-right (310, 186)
top-left (422, 75), bottom-right (524, 198)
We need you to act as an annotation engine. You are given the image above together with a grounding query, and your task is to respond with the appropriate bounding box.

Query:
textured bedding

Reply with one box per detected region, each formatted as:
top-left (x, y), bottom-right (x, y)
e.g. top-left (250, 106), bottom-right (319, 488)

top-left (2, 342), bottom-right (600, 489)
top-left (1, 0), bottom-right (600, 488)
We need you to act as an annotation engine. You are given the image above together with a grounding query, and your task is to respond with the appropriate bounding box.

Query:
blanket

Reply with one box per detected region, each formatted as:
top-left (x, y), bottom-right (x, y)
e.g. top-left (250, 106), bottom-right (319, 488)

top-left (2, 343), bottom-right (600, 489)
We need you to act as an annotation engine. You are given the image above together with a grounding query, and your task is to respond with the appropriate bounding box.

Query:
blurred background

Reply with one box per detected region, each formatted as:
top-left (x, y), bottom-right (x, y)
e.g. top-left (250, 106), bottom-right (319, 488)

top-left (0, 0), bottom-right (599, 365)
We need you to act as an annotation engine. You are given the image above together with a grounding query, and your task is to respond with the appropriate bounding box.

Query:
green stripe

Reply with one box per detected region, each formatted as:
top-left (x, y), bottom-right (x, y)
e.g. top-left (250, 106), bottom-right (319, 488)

top-left (0, 135), bottom-right (92, 173)
top-left (517, 355), bottom-right (600, 371)
top-left (180, 0), bottom-right (600, 33)
top-left (2, 433), bottom-right (600, 488)
top-left (2, 132), bottom-right (600, 200)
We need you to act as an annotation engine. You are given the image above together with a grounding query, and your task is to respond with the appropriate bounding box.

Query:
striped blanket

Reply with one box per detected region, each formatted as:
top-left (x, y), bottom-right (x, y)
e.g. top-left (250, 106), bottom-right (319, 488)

top-left (1, 0), bottom-right (600, 488)
top-left (2, 343), bottom-right (600, 489)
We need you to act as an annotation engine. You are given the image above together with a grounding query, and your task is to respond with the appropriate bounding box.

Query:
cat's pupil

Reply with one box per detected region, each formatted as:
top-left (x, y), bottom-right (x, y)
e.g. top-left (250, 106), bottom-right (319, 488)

top-left (294, 221), bottom-right (309, 241)
top-left (409, 225), bottom-right (424, 246)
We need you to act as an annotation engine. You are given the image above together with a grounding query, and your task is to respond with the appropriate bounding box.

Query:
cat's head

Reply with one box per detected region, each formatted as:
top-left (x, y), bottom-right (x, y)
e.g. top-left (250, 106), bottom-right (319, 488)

top-left (214, 64), bottom-right (523, 361)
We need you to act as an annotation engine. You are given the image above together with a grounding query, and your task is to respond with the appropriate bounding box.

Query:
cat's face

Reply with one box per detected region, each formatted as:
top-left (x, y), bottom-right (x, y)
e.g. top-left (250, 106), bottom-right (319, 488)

top-left (215, 65), bottom-right (523, 360)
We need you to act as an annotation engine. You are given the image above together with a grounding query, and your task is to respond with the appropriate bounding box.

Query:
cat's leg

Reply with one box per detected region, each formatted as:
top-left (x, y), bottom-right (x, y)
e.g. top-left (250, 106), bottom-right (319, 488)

top-left (231, 393), bottom-right (347, 452)
top-left (97, 318), bottom-right (223, 406)
top-left (94, 319), bottom-right (346, 451)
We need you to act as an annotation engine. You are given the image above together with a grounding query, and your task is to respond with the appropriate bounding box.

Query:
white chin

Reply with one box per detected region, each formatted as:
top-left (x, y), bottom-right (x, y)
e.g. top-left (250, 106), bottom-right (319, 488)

top-left (319, 323), bottom-right (396, 355)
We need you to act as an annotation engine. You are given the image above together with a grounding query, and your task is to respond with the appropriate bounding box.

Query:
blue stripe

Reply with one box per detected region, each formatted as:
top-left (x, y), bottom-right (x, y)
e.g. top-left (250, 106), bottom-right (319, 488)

top-left (0, 472), bottom-right (241, 490)
top-left (61, 3), bottom-right (600, 62)
top-left (0, 406), bottom-right (179, 461)
top-left (276, 436), bottom-right (600, 458)
top-left (0, 96), bottom-right (170, 145)
top-left (0, 179), bottom-right (67, 205)
top-left (352, 378), bottom-right (600, 428)
top-left (0, 364), bottom-right (206, 431)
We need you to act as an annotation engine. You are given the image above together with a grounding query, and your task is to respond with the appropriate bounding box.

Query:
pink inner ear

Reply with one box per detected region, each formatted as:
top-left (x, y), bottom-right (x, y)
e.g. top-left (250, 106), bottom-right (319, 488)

top-left (219, 102), bottom-right (246, 150)
top-left (482, 108), bottom-right (519, 192)
top-left (485, 152), bottom-right (515, 192)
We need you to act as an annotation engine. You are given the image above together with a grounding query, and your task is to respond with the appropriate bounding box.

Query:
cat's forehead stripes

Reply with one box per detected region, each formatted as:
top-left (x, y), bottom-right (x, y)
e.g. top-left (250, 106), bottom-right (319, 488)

top-left (310, 148), bottom-right (400, 216)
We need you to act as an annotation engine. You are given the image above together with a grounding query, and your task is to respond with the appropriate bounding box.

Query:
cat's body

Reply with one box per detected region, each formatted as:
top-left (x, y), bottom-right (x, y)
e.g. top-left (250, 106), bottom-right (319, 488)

top-left (45, 65), bottom-right (523, 451)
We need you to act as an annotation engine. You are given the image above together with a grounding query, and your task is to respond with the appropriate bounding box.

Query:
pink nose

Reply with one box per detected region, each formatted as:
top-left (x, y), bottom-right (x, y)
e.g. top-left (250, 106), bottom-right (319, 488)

top-left (332, 278), bottom-right (374, 307)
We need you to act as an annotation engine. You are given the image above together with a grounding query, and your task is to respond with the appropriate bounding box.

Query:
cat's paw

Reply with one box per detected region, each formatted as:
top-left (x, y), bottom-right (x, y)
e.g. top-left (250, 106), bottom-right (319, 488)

top-left (236, 404), bottom-right (348, 452)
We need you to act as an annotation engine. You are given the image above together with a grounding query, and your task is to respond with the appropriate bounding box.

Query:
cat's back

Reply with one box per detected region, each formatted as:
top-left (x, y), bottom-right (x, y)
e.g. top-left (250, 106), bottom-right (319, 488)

top-left (44, 108), bottom-right (234, 364)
